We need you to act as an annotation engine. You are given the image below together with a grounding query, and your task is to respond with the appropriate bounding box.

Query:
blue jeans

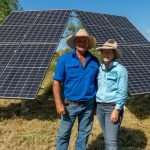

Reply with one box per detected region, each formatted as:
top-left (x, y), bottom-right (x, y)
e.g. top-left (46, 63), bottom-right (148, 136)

top-left (56, 100), bottom-right (94, 150)
top-left (96, 105), bottom-right (123, 150)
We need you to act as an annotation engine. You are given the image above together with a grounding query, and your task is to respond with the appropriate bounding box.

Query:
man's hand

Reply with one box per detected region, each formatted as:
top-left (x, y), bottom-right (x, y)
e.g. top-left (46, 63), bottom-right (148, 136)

top-left (110, 109), bottom-right (119, 124)
top-left (53, 80), bottom-right (66, 115)
top-left (56, 102), bottom-right (66, 115)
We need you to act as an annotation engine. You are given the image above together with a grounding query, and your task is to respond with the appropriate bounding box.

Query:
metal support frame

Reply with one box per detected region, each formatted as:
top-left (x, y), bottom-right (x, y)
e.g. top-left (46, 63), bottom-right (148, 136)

top-left (21, 99), bottom-right (29, 113)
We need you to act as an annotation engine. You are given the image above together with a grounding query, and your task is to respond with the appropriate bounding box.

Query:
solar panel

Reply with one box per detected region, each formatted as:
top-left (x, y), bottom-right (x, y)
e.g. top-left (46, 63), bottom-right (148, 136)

top-left (0, 10), bottom-right (71, 99)
top-left (118, 46), bottom-right (142, 67)
top-left (0, 43), bottom-right (57, 99)
top-left (76, 10), bottom-right (150, 95)
top-left (3, 11), bottom-right (40, 25)
top-left (103, 14), bottom-right (136, 29)
top-left (8, 44), bottom-right (57, 68)
top-left (0, 9), bottom-right (149, 98)
top-left (129, 45), bottom-right (150, 66)
top-left (0, 67), bottom-right (46, 99)
top-left (34, 10), bottom-right (71, 25)
top-left (126, 66), bottom-right (150, 95)
top-left (117, 28), bottom-right (149, 45)
top-left (76, 10), bottom-right (149, 45)
top-left (23, 24), bottom-right (65, 43)
top-left (0, 25), bottom-right (29, 43)
top-left (0, 44), bottom-right (18, 67)
top-left (85, 25), bottom-right (125, 45)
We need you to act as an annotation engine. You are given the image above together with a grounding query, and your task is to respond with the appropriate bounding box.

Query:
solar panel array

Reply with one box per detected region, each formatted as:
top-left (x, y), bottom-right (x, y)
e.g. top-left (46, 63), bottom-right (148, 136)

top-left (0, 10), bottom-right (71, 99)
top-left (76, 10), bottom-right (150, 95)
top-left (0, 10), bottom-right (150, 98)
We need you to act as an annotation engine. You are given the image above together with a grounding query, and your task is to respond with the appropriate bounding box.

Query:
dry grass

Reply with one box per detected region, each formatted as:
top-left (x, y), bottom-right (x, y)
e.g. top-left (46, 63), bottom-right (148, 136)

top-left (0, 98), bottom-right (150, 150)
top-left (0, 52), bottom-right (150, 150)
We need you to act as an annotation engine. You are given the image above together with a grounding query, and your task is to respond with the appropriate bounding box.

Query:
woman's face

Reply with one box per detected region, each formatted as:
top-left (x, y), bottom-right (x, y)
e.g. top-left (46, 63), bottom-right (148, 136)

top-left (101, 49), bottom-right (115, 65)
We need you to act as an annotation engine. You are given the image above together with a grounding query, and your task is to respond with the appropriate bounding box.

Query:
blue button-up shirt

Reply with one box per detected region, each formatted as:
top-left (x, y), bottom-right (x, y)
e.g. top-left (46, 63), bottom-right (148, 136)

top-left (53, 49), bottom-right (100, 101)
top-left (96, 61), bottom-right (128, 110)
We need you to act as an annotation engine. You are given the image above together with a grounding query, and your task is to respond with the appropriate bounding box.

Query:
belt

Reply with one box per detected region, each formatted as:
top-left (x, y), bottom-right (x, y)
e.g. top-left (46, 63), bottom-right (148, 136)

top-left (64, 99), bottom-right (88, 106)
top-left (97, 102), bottom-right (116, 106)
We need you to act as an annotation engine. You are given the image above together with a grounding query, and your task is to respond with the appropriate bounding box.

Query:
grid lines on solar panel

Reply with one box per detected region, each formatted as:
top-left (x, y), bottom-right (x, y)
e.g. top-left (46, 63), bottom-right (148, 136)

top-left (0, 67), bottom-right (46, 99)
top-left (22, 24), bottom-right (65, 43)
top-left (118, 46), bottom-right (145, 67)
top-left (3, 11), bottom-right (40, 25)
top-left (21, 10), bottom-right (71, 44)
top-left (129, 45), bottom-right (150, 66)
top-left (76, 11), bottom-right (108, 27)
top-left (0, 67), bottom-right (4, 74)
top-left (126, 66), bottom-right (150, 95)
top-left (0, 25), bottom-right (29, 43)
top-left (84, 25), bottom-right (125, 44)
top-left (34, 10), bottom-right (71, 25)
top-left (117, 28), bottom-right (149, 44)
top-left (76, 10), bottom-right (149, 46)
top-left (7, 43), bottom-right (57, 68)
top-left (102, 14), bottom-right (136, 29)
top-left (0, 43), bottom-right (57, 99)
top-left (0, 44), bottom-right (18, 67)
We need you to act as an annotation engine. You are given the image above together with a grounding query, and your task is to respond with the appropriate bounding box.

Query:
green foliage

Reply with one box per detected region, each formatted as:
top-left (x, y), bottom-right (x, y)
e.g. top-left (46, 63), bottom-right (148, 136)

top-left (0, 0), bottom-right (22, 23)
top-left (65, 22), bottom-right (84, 37)
top-left (89, 48), bottom-right (102, 63)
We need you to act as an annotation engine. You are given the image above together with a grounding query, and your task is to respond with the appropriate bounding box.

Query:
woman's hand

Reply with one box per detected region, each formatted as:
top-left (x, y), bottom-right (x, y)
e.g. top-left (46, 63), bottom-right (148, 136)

top-left (110, 109), bottom-right (119, 124)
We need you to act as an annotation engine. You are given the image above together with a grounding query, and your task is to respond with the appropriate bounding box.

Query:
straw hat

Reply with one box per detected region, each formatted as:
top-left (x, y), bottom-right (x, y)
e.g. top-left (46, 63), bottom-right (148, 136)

top-left (66, 29), bottom-right (96, 49)
top-left (96, 39), bottom-right (122, 59)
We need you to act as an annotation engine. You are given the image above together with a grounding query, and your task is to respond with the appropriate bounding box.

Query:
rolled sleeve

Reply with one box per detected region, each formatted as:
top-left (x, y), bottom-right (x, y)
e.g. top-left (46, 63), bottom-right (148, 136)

top-left (53, 56), bottom-right (65, 82)
top-left (115, 67), bottom-right (128, 110)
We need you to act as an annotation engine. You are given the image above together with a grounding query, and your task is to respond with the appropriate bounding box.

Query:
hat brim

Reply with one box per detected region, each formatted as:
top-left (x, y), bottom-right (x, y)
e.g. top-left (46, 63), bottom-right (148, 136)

top-left (96, 46), bottom-right (122, 59)
top-left (67, 35), bottom-right (96, 49)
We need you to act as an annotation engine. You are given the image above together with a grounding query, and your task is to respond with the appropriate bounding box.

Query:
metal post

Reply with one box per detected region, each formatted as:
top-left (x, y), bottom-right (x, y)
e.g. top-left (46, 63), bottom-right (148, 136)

top-left (21, 99), bottom-right (29, 113)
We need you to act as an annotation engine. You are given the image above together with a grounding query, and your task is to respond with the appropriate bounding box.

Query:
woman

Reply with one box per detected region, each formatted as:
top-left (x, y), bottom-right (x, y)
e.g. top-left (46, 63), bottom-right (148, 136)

top-left (96, 39), bottom-right (128, 150)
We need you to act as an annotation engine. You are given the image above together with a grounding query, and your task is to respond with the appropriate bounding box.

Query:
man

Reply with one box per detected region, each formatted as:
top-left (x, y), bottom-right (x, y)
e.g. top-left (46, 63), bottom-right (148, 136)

top-left (53, 29), bottom-right (99, 150)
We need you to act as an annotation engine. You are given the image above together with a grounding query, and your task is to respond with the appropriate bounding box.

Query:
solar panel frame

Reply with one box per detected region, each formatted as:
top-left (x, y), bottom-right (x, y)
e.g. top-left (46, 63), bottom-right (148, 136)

top-left (0, 43), bottom-right (58, 99)
top-left (75, 10), bottom-right (150, 95)
top-left (0, 10), bottom-right (72, 99)
top-left (76, 10), bottom-right (149, 46)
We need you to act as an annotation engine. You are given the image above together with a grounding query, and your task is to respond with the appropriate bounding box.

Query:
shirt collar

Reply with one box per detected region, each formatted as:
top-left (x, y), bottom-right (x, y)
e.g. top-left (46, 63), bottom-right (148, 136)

top-left (71, 49), bottom-right (92, 60)
top-left (101, 61), bottom-right (118, 70)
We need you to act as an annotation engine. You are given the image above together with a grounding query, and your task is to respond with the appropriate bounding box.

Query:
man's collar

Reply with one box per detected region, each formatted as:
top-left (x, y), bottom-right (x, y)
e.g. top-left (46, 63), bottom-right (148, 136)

top-left (72, 49), bottom-right (91, 59)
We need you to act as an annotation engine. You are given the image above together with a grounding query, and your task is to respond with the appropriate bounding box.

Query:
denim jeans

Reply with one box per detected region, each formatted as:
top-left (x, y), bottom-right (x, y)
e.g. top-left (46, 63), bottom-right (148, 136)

top-left (96, 105), bottom-right (123, 150)
top-left (56, 100), bottom-right (94, 150)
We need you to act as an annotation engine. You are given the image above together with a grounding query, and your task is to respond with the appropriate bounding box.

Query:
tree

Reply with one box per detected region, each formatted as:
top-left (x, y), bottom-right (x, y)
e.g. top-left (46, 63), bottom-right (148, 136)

top-left (0, 0), bottom-right (22, 23)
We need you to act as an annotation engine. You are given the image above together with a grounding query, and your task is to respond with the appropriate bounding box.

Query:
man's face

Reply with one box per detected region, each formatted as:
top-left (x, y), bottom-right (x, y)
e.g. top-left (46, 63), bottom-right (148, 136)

top-left (75, 37), bottom-right (89, 52)
top-left (101, 49), bottom-right (115, 64)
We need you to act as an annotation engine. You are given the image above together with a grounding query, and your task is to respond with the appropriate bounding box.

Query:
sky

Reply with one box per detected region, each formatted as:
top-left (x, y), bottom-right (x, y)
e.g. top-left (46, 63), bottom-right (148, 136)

top-left (19, 0), bottom-right (150, 42)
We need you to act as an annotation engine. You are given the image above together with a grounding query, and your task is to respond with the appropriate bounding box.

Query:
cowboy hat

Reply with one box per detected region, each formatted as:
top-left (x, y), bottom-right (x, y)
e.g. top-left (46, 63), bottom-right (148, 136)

top-left (66, 29), bottom-right (96, 49)
top-left (96, 39), bottom-right (122, 59)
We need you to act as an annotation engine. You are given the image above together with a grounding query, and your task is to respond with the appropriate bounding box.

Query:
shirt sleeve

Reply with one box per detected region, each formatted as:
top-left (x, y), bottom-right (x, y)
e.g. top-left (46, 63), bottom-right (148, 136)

top-left (53, 55), bottom-right (65, 82)
top-left (115, 66), bottom-right (128, 110)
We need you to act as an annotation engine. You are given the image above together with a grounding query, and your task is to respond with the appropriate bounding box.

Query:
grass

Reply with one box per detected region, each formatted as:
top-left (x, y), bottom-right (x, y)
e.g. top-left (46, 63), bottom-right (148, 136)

top-left (0, 51), bottom-right (150, 150)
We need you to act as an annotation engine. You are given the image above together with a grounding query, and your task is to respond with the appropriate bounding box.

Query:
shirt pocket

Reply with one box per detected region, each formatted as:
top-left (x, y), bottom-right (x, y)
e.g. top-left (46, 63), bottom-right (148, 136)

top-left (107, 74), bottom-right (117, 88)
top-left (66, 65), bottom-right (80, 79)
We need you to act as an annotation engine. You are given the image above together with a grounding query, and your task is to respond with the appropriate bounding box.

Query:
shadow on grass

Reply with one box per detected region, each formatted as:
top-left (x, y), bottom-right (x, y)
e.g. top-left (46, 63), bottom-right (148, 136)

top-left (88, 127), bottom-right (147, 150)
top-left (0, 83), bottom-right (59, 121)
top-left (126, 94), bottom-right (150, 119)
